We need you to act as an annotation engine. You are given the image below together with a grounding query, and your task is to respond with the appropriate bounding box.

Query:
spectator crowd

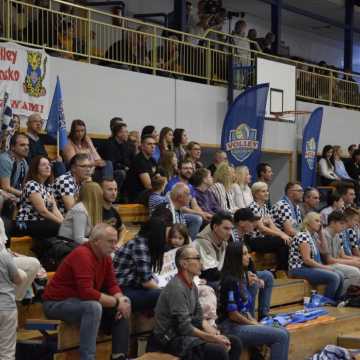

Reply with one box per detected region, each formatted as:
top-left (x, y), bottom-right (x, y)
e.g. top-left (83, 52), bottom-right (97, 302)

top-left (1, 109), bottom-right (360, 360)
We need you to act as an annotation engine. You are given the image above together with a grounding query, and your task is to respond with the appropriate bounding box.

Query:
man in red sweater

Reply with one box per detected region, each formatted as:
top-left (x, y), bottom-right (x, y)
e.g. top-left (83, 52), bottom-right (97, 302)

top-left (43, 223), bottom-right (131, 360)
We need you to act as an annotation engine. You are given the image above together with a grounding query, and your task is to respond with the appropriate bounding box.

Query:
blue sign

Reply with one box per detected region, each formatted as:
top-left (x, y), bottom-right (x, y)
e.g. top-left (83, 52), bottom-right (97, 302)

top-left (221, 83), bottom-right (269, 177)
top-left (301, 107), bottom-right (323, 188)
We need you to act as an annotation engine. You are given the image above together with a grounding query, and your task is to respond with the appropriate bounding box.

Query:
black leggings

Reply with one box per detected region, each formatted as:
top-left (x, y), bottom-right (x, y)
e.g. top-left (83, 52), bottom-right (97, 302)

top-left (246, 235), bottom-right (289, 270)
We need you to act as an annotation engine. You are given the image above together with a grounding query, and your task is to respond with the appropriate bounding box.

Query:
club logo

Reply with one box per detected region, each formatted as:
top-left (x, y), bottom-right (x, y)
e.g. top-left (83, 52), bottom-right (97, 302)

top-left (225, 123), bottom-right (259, 162)
top-left (305, 137), bottom-right (317, 170)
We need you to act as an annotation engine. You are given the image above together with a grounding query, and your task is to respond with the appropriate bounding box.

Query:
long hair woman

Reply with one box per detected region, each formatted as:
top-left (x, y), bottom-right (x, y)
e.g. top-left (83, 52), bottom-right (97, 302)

top-left (173, 128), bottom-right (188, 162)
top-left (219, 242), bottom-right (290, 360)
top-left (318, 145), bottom-right (340, 186)
top-left (158, 150), bottom-right (178, 180)
top-left (159, 127), bottom-right (174, 153)
top-left (58, 181), bottom-right (104, 244)
top-left (232, 165), bottom-right (253, 209)
top-left (16, 156), bottom-right (63, 252)
top-left (112, 217), bottom-right (167, 312)
top-left (288, 212), bottom-right (343, 301)
top-left (209, 162), bottom-right (237, 212)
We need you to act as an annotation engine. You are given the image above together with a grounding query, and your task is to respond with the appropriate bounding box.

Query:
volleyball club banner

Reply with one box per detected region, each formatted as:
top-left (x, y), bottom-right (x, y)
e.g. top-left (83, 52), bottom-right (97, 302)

top-left (0, 42), bottom-right (51, 117)
top-left (301, 107), bottom-right (323, 188)
top-left (221, 83), bottom-right (269, 177)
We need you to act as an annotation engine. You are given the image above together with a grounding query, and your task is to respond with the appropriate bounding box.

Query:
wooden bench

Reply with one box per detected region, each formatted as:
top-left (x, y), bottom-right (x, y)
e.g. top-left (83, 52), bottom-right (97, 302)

top-left (117, 204), bottom-right (149, 223)
top-left (10, 236), bottom-right (34, 256)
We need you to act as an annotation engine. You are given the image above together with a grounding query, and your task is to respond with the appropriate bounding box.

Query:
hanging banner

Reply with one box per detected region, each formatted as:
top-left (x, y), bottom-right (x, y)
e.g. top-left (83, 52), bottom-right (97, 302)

top-left (301, 107), bottom-right (323, 188)
top-left (221, 83), bottom-right (269, 177)
top-left (0, 42), bottom-right (51, 118)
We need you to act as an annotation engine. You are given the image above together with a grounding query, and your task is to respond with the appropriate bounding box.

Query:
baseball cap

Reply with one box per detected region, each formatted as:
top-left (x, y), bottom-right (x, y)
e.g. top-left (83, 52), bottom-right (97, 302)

top-left (234, 208), bottom-right (260, 223)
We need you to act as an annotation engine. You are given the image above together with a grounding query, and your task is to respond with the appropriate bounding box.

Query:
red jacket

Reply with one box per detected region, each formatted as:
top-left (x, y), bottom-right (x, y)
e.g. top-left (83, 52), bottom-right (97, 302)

top-left (43, 243), bottom-right (121, 301)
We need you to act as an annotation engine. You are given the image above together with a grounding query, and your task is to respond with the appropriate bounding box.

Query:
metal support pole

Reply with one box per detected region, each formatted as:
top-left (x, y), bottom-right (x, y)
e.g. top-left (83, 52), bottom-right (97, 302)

top-left (173, 0), bottom-right (186, 32)
top-left (227, 54), bottom-right (234, 107)
top-left (344, 0), bottom-right (354, 71)
top-left (271, 0), bottom-right (282, 54)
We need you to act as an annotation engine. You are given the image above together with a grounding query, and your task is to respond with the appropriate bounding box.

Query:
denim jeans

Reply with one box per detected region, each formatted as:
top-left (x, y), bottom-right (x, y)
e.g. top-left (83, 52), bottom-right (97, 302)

top-left (43, 298), bottom-right (129, 360)
top-left (183, 213), bottom-right (202, 240)
top-left (122, 287), bottom-right (161, 312)
top-left (220, 319), bottom-right (289, 360)
top-left (289, 266), bottom-right (344, 300)
top-left (248, 270), bottom-right (274, 320)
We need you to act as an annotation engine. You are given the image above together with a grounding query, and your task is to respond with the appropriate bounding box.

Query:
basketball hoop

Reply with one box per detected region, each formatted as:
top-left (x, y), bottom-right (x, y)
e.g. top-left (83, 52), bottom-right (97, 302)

top-left (271, 110), bottom-right (312, 123)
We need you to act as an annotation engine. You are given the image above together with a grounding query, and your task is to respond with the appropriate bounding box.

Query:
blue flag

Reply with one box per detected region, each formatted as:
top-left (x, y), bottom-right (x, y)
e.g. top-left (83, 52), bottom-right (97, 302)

top-left (221, 83), bottom-right (269, 178)
top-left (301, 107), bottom-right (323, 188)
top-left (46, 77), bottom-right (67, 151)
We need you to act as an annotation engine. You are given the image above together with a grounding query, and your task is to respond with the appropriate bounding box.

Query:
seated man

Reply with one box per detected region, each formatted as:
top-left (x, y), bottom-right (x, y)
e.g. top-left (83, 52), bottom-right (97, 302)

top-left (26, 113), bottom-right (48, 161)
top-left (339, 207), bottom-right (360, 257)
top-left (337, 182), bottom-right (356, 208)
top-left (101, 178), bottom-right (123, 237)
top-left (321, 211), bottom-right (360, 291)
top-left (208, 150), bottom-right (227, 176)
top-left (42, 224), bottom-right (131, 360)
top-left (151, 182), bottom-right (187, 227)
top-left (124, 134), bottom-right (157, 203)
top-left (147, 245), bottom-right (242, 360)
top-left (232, 208), bottom-right (274, 320)
top-left (192, 168), bottom-right (221, 216)
top-left (165, 160), bottom-right (211, 237)
top-left (53, 154), bottom-right (92, 215)
top-left (299, 187), bottom-right (320, 218)
top-left (271, 182), bottom-right (303, 237)
top-left (194, 211), bottom-right (233, 285)
top-left (102, 122), bottom-right (135, 192)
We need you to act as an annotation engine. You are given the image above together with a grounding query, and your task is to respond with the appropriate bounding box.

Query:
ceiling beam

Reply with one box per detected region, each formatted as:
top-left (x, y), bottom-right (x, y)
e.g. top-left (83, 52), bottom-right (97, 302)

top-left (257, 0), bottom-right (360, 33)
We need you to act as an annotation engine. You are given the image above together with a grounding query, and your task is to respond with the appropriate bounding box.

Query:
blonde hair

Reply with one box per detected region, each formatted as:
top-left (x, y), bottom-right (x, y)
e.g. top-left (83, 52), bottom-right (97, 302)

top-left (235, 165), bottom-right (250, 189)
top-left (213, 162), bottom-right (234, 191)
top-left (302, 212), bottom-right (321, 231)
top-left (78, 181), bottom-right (104, 226)
top-left (251, 181), bottom-right (268, 198)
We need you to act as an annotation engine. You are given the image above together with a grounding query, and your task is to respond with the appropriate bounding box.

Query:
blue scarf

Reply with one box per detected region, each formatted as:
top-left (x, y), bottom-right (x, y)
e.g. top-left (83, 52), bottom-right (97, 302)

top-left (307, 231), bottom-right (322, 264)
top-left (281, 195), bottom-right (302, 225)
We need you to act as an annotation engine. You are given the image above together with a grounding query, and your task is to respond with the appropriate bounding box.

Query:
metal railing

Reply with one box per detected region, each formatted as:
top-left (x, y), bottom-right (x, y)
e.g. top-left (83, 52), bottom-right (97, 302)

top-left (1, 0), bottom-right (360, 110)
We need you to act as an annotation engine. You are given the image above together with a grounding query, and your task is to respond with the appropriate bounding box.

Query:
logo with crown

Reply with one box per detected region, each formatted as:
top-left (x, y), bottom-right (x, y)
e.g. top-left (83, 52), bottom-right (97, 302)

top-left (225, 123), bottom-right (259, 162)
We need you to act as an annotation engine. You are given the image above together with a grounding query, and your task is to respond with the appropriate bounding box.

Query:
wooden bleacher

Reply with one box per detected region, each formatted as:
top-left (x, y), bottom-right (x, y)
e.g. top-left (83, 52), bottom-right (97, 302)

top-left (12, 202), bottom-right (360, 359)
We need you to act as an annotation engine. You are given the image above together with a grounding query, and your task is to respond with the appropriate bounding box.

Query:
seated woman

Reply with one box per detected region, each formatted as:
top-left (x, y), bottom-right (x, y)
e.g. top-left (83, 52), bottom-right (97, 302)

top-left (173, 128), bottom-right (188, 162)
top-left (232, 165), bottom-right (253, 209)
top-left (158, 127), bottom-right (174, 154)
top-left (148, 174), bottom-right (168, 215)
top-left (158, 150), bottom-right (178, 180)
top-left (248, 182), bottom-right (291, 270)
top-left (16, 156), bottom-right (63, 255)
top-left (318, 145), bottom-right (340, 186)
top-left (112, 217), bottom-right (167, 312)
top-left (219, 242), bottom-right (290, 360)
top-left (332, 145), bottom-right (353, 181)
top-left (58, 181), bottom-right (103, 245)
top-left (62, 119), bottom-right (112, 181)
top-left (209, 162), bottom-right (237, 213)
top-left (288, 212), bottom-right (344, 301)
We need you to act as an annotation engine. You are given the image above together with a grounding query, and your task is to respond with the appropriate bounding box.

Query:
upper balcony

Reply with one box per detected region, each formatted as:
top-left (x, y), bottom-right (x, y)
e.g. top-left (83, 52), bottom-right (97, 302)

top-left (1, 0), bottom-right (359, 111)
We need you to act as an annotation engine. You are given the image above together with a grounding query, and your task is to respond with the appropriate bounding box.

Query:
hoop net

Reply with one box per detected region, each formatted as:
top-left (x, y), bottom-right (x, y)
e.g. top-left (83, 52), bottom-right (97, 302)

top-left (271, 110), bottom-right (312, 123)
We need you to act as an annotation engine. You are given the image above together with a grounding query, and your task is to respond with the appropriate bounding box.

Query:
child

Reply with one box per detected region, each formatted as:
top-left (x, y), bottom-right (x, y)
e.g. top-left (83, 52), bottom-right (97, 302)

top-left (0, 234), bottom-right (26, 360)
top-left (166, 223), bottom-right (190, 250)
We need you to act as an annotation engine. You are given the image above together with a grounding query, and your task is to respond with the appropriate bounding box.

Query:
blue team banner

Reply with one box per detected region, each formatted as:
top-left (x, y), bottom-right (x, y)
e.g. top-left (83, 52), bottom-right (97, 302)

top-left (301, 107), bottom-right (323, 188)
top-left (46, 76), bottom-right (68, 151)
top-left (221, 83), bottom-right (269, 177)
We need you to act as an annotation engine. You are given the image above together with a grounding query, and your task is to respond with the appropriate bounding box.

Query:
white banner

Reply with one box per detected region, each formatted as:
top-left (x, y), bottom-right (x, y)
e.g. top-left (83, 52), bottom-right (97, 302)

top-left (0, 42), bottom-right (51, 118)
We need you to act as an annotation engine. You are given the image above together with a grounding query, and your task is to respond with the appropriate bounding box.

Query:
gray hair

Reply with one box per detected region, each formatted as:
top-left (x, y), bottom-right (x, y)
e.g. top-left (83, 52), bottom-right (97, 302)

top-left (175, 245), bottom-right (195, 270)
top-left (170, 182), bottom-right (189, 201)
top-left (89, 223), bottom-right (117, 241)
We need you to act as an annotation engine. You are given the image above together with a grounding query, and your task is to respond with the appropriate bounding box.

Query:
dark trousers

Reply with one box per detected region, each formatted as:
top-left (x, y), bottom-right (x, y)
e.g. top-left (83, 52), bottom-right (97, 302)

top-left (122, 287), bottom-right (161, 312)
top-left (246, 235), bottom-right (289, 270)
top-left (203, 335), bottom-right (242, 360)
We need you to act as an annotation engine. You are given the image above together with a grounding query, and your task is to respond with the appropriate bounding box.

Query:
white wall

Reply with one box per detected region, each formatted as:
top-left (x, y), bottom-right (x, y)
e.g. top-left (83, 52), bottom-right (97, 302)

top-left (297, 100), bottom-right (360, 150)
top-left (49, 56), bottom-right (300, 153)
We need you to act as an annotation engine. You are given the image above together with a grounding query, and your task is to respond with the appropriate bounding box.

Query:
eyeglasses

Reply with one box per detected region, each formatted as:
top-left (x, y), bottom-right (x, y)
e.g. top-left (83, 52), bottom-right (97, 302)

top-left (292, 189), bottom-right (304, 193)
top-left (77, 164), bottom-right (93, 168)
top-left (184, 256), bottom-right (201, 261)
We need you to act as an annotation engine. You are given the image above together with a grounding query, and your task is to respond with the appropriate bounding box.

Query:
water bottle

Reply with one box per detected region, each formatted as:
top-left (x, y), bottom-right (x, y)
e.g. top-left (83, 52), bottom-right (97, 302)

top-left (310, 290), bottom-right (320, 308)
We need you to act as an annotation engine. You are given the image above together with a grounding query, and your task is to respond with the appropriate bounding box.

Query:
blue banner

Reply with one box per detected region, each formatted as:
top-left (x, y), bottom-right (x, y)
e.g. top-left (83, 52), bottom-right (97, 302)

top-left (301, 107), bottom-right (323, 188)
top-left (221, 83), bottom-right (269, 177)
top-left (46, 76), bottom-right (68, 151)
